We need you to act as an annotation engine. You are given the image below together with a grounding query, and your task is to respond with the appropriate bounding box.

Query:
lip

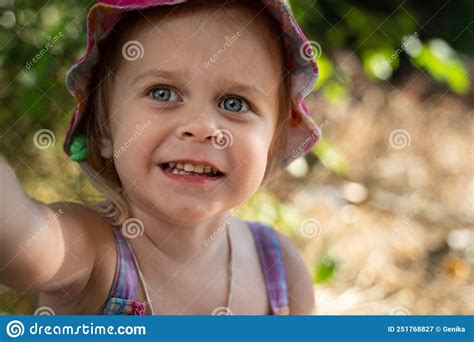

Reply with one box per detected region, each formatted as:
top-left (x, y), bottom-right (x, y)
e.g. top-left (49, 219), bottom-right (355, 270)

top-left (159, 159), bottom-right (225, 174)
top-left (156, 163), bottom-right (224, 184)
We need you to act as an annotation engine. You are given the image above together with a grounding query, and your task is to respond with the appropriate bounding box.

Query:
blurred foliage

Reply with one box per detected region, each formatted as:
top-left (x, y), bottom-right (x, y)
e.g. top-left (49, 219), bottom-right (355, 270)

top-left (290, 0), bottom-right (473, 95)
top-left (233, 190), bottom-right (301, 238)
top-left (312, 138), bottom-right (349, 177)
top-left (0, 0), bottom-right (85, 167)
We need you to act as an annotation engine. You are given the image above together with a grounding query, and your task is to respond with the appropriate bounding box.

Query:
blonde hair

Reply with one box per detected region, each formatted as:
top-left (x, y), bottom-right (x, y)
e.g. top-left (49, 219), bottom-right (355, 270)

top-left (77, 0), bottom-right (293, 226)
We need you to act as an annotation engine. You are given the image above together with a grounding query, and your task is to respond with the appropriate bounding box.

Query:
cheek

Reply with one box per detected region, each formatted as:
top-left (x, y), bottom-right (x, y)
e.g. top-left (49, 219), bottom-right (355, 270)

top-left (113, 144), bottom-right (144, 188)
top-left (226, 128), bottom-right (273, 191)
top-left (109, 98), bottom-right (163, 165)
top-left (112, 123), bottom-right (159, 183)
top-left (109, 84), bottom-right (155, 136)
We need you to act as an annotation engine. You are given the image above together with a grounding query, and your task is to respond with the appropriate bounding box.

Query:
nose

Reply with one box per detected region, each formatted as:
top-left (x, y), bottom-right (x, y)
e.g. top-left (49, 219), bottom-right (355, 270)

top-left (175, 113), bottom-right (220, 143)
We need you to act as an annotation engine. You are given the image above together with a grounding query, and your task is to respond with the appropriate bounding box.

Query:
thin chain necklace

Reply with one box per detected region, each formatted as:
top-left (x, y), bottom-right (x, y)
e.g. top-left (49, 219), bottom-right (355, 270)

top-left (124, 223), bottom-right (234, 315)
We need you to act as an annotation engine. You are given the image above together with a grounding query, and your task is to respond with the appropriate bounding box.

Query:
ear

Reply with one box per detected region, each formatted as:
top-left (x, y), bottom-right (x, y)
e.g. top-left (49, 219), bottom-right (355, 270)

top-left (99, 137), bottom-right (114, 159)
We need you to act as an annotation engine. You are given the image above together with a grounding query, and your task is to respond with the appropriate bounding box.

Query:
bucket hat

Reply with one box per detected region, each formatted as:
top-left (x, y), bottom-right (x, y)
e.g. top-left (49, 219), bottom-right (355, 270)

top-left (64, 0), bottom-right (322, 170)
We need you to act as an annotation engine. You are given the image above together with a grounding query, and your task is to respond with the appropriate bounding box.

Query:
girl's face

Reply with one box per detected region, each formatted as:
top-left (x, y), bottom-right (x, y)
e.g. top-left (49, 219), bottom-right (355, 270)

top-left (106, 6), bottom-right (283, 223)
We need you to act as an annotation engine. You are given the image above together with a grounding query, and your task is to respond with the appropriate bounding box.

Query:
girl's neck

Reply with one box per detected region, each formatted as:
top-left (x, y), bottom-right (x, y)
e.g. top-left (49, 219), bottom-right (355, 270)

top-left (124, 204), bottom-right (233, 262)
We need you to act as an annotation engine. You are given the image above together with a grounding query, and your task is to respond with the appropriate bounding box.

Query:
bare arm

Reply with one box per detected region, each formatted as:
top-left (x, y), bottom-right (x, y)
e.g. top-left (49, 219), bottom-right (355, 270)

top-left (0, 155), bottom-right (100, 297)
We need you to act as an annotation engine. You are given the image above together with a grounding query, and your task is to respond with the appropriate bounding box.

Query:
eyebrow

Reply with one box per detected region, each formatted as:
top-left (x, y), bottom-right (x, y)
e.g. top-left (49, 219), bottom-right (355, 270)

top-left (219, 79), bottom-right (267, 99)
top-left (130, 68), bottom-right (267, 99)
top-left (130, 69), bottom-right (187, 87)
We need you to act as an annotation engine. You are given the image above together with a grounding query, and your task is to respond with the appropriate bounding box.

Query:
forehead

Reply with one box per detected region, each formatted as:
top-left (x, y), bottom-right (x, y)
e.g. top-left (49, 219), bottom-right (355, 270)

top-left (117, 4), bottom-right (284, 99)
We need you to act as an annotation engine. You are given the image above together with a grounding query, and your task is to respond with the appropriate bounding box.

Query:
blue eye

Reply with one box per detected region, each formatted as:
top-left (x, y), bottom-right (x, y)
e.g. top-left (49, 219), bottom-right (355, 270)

top-left (149, 87), bottom-right (180, 102)
top-left (219, 96), bottom-right (251, 113)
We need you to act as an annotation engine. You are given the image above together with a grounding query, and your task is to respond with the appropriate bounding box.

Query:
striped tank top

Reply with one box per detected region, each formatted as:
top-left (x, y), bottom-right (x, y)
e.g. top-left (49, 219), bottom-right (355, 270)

top-left (102, 221), bottom-right (289, 315)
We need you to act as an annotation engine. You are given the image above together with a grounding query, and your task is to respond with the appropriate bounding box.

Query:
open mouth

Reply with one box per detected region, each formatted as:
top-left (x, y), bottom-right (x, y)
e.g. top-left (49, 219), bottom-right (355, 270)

top-left (158, 162), bottom-right (225, 178)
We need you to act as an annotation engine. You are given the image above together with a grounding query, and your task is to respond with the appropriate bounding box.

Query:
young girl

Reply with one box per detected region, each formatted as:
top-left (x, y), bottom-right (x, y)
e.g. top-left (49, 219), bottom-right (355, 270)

top-left (0, 0), bottom-right (321, 315)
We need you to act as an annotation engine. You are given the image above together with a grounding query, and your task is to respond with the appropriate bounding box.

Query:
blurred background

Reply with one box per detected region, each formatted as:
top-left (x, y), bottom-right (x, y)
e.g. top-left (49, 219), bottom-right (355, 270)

top-left (0, 0), bottom-right (472, 314)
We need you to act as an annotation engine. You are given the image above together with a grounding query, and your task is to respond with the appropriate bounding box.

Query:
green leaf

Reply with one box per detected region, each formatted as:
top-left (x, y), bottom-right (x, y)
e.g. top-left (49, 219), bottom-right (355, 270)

top-left (313, 256), bottom-right (338, 284)
top-left (410, 39), bottom-right (470, 95)
top-left (362, 48), bottom-right (399, 80)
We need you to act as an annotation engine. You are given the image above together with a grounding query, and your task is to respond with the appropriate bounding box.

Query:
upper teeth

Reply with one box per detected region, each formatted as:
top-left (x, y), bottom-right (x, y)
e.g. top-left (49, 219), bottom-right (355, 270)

top-left (168, 162), bottom-right (217, 174)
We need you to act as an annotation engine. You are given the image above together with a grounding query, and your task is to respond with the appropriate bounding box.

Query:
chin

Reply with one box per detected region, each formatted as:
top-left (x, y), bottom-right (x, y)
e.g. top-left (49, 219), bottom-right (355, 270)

top-left (157, 200), bottom-right (219, 223)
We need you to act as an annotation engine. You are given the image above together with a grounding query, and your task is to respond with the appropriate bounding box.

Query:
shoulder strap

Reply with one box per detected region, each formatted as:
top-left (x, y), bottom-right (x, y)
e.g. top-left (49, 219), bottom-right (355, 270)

top-left (248, 221), bottom-right (290, 315)
top-left (108, 227), bottom-right (139, 300)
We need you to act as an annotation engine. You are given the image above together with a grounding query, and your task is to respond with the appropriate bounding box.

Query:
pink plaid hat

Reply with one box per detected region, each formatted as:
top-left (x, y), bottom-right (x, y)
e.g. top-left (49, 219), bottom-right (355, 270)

top-left (64, 0), bottom-right (322, 169)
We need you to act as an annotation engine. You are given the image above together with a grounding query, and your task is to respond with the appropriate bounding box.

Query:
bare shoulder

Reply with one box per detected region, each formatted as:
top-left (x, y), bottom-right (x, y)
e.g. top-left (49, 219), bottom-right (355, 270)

top-left (43, 201), bottom-right (114, 254)
top-left (45, 201), bottom-right (112, 241)
top-left (275, 230), bottom-right (315, 315)
top-left (38, 201), bottom-right (115, 296)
